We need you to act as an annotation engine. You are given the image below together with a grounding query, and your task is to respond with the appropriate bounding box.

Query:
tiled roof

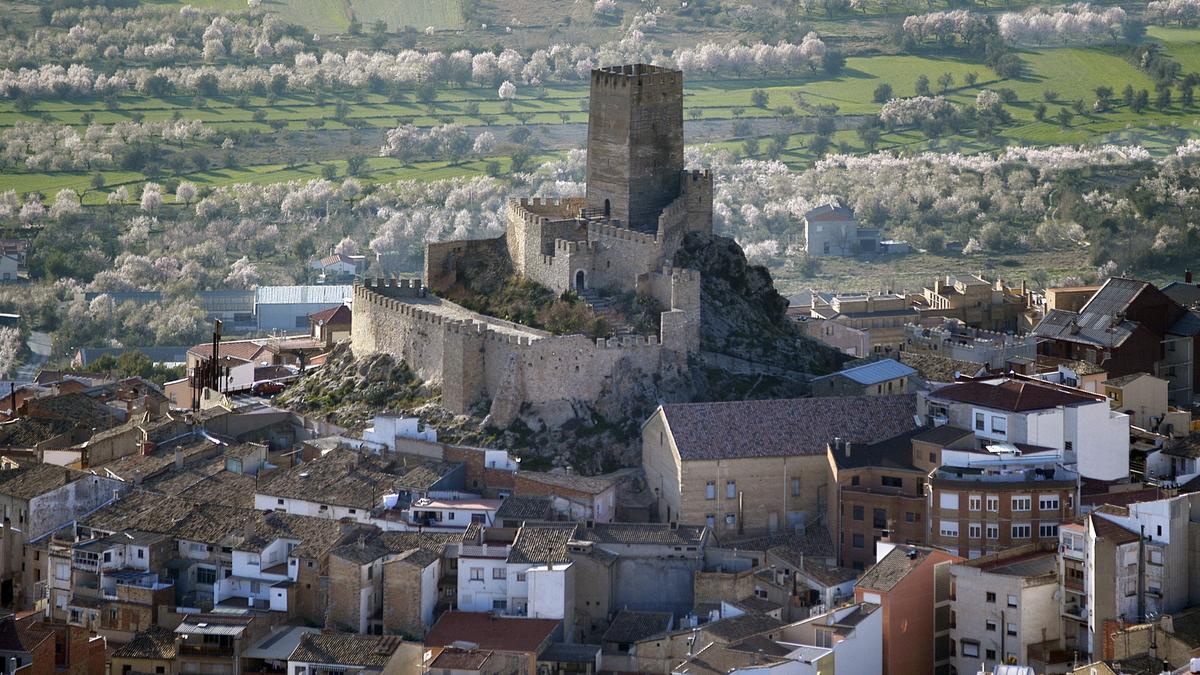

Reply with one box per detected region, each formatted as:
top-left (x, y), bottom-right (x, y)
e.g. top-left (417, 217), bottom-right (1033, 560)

top-left (1169, 310), bottom-right (1200, 336)
top-left (309, 305), bottom-right (351, 324)
top-left (0, 615), bottom-right (51, 654)
top-left (659, 395), bottom-right (918, 461)
top-left (187, 340), bottom-right (268, 363)
top-left (603, 610), bottom-right (672, 644)
top-left (329, 531), bottom-right (459, 565)
top-left (578, 522), bottom-right (706, 547)
top-left (507, 524), bottom-right (576, 565)
top-left (816, 358), bottom-right (916, 386)
top-left (289, 633), bottom-right (402, 667)
top-left (1035, 355), bottom-right (1108, 376)
top-left (515, 471), bottom-right (615, 495)
top-left (97, 436), bottom-right (225, 483)
top-left (112, 626), bottom-right (177, 660)
top-left (1089, 513), bottom-right (1140, 545)
top-left (856, 546), bottom-right (935, 592)
top-left (427, 648), bottom-right (493, 670)
top-left (768, 547), bottom-right (856, 586)
top-left (912, 424), bottom-right (975, 446)
top-left (25, 392), bottom-right (120, 429)
top-left (1162, 281), bottom-right (1200, 308)
top-left (424, 612), bottom-right (559, 653)
top-left (702, 613), bottom-right (784, 642)
top-left (1103, 373), bottom-right (1150, 387)
top-left (731, 595), bottom-right (783, 614)
top-left (929, 377), bottom-right (1101, 412)
top-left (1032, 278), bottom-right (1160, 347)
top-left (172, 470), bottom-right (259, 508)
top-left (896, 351), bottom-right (984, 383)
top-left (0, 464), bottom-right (86, 500)
top-left (714, 527), bottom-right (833, 557)
top-left (256, 448), bottom-right (458, 510)
top-left (830, 428), bottom-right (923, 470)
top-left (0, 417), bottom-right (77, 447)
top-left (495, 495), bottom-right (554, 522)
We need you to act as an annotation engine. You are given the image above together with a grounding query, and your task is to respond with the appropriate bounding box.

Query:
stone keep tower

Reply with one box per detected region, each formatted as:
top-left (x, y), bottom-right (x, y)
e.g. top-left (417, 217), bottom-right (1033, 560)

top-left (586, 64), bottom-right (685, 233)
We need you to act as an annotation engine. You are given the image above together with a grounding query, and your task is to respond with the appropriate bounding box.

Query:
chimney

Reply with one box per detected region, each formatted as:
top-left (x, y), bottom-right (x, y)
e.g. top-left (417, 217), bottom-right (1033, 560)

top-left (844, 441), bottom-right (852, 459)
top-left (141, 441), bottom-right (156, 457)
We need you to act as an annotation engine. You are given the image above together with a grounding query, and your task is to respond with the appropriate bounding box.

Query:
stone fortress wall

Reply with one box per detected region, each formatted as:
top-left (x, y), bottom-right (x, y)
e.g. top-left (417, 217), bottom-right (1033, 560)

top-left (351, 278), bottom-right (679, 426)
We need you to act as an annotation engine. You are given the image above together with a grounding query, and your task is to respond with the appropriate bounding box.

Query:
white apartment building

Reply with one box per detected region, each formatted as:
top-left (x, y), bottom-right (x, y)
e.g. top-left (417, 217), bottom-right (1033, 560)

top-left (456, 525), bottom-right (576, 635)
top-left (923, 375), bottom-right (1130, 480)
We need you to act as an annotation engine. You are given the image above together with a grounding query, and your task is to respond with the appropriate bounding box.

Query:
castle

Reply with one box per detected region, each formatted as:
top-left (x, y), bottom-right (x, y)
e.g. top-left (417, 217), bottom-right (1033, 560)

top-left (352, 64), bottom-right (713, 426)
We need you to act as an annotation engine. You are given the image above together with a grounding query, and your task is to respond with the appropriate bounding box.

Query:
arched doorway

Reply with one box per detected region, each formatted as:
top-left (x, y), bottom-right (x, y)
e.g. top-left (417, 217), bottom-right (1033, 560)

top-left (574, 270), bottom-right (586, 292)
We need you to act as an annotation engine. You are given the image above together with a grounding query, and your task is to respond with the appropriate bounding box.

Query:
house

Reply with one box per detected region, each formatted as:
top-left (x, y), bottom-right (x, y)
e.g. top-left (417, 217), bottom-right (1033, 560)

top-left (948, 544), bottom-right (1060, 674)
top-left (574, 522), bottom-right (709, 617)
top-left (922, 374), bottom-right (1131, 481)
top-left (0, 465), bottom-right (129, 609)
top-left (1103, 373), bottom-right (1190, 436)
top-left (809, 292), bottom-right (919, 354)
top-left (920, 275), bottom-right (1028, 333)
top-left (309, 253), bottom-right (363, 283)
top-left (825, 429), bottom-right (931, 570)
top-left (424, 611), bottom-right (561, 675)
top-left (793, 315), bottom-right (871, 358)
top-left (642, 395), bottom-right (918, 533)
top-left (422, 646), bottom-right (525, 675)
top-left (287, 632), bottom-right (414, 675)
top-left (457, 524), bottom-right (576, 634)
top-left (602, 610), bottom-right (673, 659)
top-left (855, 544), bottom-right (962, 675)
top-left (632, 612), bottom-right (786, 673)
top-left (811, 358), bottom-right (916, 397)
top-left (109, 625), bottom-right (178, 675)
top-left (511, 472), bottom-right (617, 523)
top-left (309, 305), bottom-right (352, 348)
top-left (802, 205), bottom-right (875, 256)
top-left (493, 496), bottom-right (554, 529)
top-left (0, 255), bottom-right (21, 282)
top-left (0, 614), bottom-right (54, 675)
top-left (173, 614), bottom-right (258, 675)
top-left (254, 286), bottom-right (352, 331)
top-left (927, 443), bottom-right (1079, 558)
top-left (1032, 277), bottom-right (1198, 407)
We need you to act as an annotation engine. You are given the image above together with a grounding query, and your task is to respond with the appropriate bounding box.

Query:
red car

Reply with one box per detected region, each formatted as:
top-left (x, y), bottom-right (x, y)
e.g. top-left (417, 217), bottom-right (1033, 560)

top-left (252, 381), bottom-right (286, 396)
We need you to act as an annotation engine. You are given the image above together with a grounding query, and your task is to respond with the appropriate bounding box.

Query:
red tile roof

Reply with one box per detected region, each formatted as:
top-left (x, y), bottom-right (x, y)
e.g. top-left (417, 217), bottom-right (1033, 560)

top-left (309, 305), bottom-right (351, 325)
top-left (425, 612), bottom-right (559, 654)
top-left (1089, 513), bottom-right (1140, 545)
top-left (930, 377), bottom-right (1101, 412)
top-left (188, 340), bottom-right (268, 363)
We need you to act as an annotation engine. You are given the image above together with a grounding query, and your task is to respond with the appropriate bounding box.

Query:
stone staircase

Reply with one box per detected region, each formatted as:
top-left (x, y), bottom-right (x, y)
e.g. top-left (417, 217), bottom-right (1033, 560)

top-left (576, 289), bottom-right (637, 336)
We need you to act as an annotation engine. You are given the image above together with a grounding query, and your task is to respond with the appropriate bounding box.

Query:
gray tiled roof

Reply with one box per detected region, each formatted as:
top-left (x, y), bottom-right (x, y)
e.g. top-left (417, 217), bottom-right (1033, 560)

top-left (603, 610), bottom-right (672, 644)
top-left (507, 524), bottom-right (576, 565)
top-left (856, 546), bottom-right (933, 592)
top-left (578, 522), bottom-right (706, 547)
top-left (701, 613), bottom-right (784, 642)
top-left (660, 395), bottom-right (918, 461)
top-left (288, 633), bottom-right (402, 667)
top-left (0, 464), bottom-right (87, 500)
top-left (495, 495), bottom-right (554, 522)
top-left (256, 447), bottom-right (458, 510)
top-left (111, 626), bottom-right (177, 660)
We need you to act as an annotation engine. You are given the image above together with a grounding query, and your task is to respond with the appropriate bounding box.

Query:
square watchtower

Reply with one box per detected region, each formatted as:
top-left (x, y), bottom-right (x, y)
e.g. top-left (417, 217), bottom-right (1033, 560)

top-left (585, 64), bottom-right (685, 233)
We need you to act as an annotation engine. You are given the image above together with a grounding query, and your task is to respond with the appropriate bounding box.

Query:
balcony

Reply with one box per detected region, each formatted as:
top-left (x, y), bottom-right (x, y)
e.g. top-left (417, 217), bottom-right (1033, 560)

top-left (1063, 603), bottom-right (1087, 621)
top-left (1064, 577), bottom-right (1084, 593)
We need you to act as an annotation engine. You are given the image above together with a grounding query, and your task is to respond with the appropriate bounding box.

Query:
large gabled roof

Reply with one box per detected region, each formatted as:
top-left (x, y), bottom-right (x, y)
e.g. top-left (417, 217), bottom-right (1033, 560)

top-left (288, 633), bottom-right (403, 667)
top-left (424, 612), bottom-right (559, 653)
top-left (929, 376), bottom-right (1102, 412)
top-left (856, 546), bottom-right (936, 592)
top-left (658, 395), bottom-right (918, 461)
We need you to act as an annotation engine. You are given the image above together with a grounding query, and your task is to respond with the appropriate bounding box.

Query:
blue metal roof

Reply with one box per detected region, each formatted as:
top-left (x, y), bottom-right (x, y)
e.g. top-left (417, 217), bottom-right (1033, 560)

top-left (825, 358), bottom-right (917, 385)
top-left (254, 285), bottom-right (352, 305)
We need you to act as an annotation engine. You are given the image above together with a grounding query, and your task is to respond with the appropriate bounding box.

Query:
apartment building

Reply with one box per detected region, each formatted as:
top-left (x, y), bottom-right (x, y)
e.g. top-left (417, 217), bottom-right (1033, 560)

top-left (923, 374), bottom-right (1130, 480)
top-left (948, 544), bottom-right (1060, 674)
top-left (927, 445), bottom-right (1079, 558)
top-left (809, 293), bottom-right (919, 353)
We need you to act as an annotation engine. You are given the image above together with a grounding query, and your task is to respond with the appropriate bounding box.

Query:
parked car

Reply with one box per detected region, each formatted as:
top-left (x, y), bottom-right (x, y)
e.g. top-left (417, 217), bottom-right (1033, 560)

top-left (252, 381), bottom-right (286, 396)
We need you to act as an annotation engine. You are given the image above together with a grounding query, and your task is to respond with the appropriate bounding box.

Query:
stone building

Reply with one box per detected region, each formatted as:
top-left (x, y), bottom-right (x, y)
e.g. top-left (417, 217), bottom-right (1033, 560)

top-left (802, 205), bottom-right (876, 257)
top-left (642, 396), bottom-right (918, 533)
top-left (352, 64), bottom-right (711, 426)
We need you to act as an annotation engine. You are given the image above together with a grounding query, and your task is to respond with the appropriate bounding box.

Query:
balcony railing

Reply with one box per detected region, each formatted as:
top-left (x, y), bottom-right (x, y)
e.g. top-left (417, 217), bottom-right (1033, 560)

top-left (1063, 604), bottom-right (1087, 620)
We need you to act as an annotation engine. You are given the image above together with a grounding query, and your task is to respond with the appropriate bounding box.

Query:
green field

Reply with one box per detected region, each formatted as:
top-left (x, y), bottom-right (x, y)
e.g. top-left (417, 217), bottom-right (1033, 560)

top-left (149, 0), bottom-right (463, 32)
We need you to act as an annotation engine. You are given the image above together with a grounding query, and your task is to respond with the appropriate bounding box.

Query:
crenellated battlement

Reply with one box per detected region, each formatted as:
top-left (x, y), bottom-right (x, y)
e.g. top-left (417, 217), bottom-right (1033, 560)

top-left (589, 221), bottom-right (660, 248)
top-left (591, 64), bottom-right (682, 91)
top-left (360, 277), bottom-right (426, 298)
top-left (511, 196), bottom-right (586, 222)
top-left (554, 239), bottom-right (598, 255)
top-left (592, 334), bottom-right (661, 349)
top-left (683, 169), bottom-right (712, 183)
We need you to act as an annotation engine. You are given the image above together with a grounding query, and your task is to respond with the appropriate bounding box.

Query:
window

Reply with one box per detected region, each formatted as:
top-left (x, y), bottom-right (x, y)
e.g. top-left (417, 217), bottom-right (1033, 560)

top-left (853, 505), bottom-right (864, 521)
top-left (469, 568), bottom-right (484, 581)
top-left (1150, 549), bottom-right (1164, 565)
top-left (905, 512), bottom-right (916, 523)
top-left (1012, 524), bottom-right (1031, 539)
top-left (929, 452), bottom-right (937, 463)
top-left (1040, 524), bottom-right (1058, 538)
top-left (986, 619), bottom-right (997, 631)
top-left (939, 521), bottom-right (959, 537)
top-left (881, 476), bottom-right (902, 488)
top-left (962, 641), bottom-right (980, 658)
top-left (975, 412), bottom-right (985, 431)
top-left (873, 508), bottom-right (887, 529)
top-left (939, 493), bottom-right (959, 510)
top-left (196, 567), bottom-right (217, 585)
top-left (705, 514), bottom-right (715, 528)
top-left (968, 495), bottom-right (981, 511)
top-left (54, 563), bottom-right (69, 581)
top-left (277, 498), bottom-right (284, 505)
top-left (367, 566), bottom-right (373, 580)
top-left (447, 512), bottom-right (455, 521)
top-left (1008, 594), bottom-right (1018, 607)
top-left (726, 481), bottom-right (737, 499)
top-left (969, 523), bottom-right (982, 538)
top-left (852, 534), bottom-right (864, 549)
top-left (706, 482), bottom-right (716, 500)
top-left (1065, 441), bottom-right (1073, 451)
top-left (725, 514), bottom-right (736, 527)
top-left (851, 476), bottom-right (860, 486)
top-left (986, 592), bottom-right (996, 603)
top-left (1039, 496), bottom-right (1060, 511)
top-left (991, 416), bottom-right (1007, 434)
top-left (791, 478), bottom-right (801, 496)
top-left (492, 600), bottom-right (507, 610)
top-left (516, 573), bottom-right (526, 582)
top-left (136, 549), bottom-right (144, 559)
top-left (1012, 496), bottom-right (1031, 512)
top-left (986, 495), bottom-right (999, 512)
top-left (986, 649), bottom-right (996, 661)
top-left (1007, 622), bottom-right (1017, 636)
top-left (492, 568), bottom-right (506, 580)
